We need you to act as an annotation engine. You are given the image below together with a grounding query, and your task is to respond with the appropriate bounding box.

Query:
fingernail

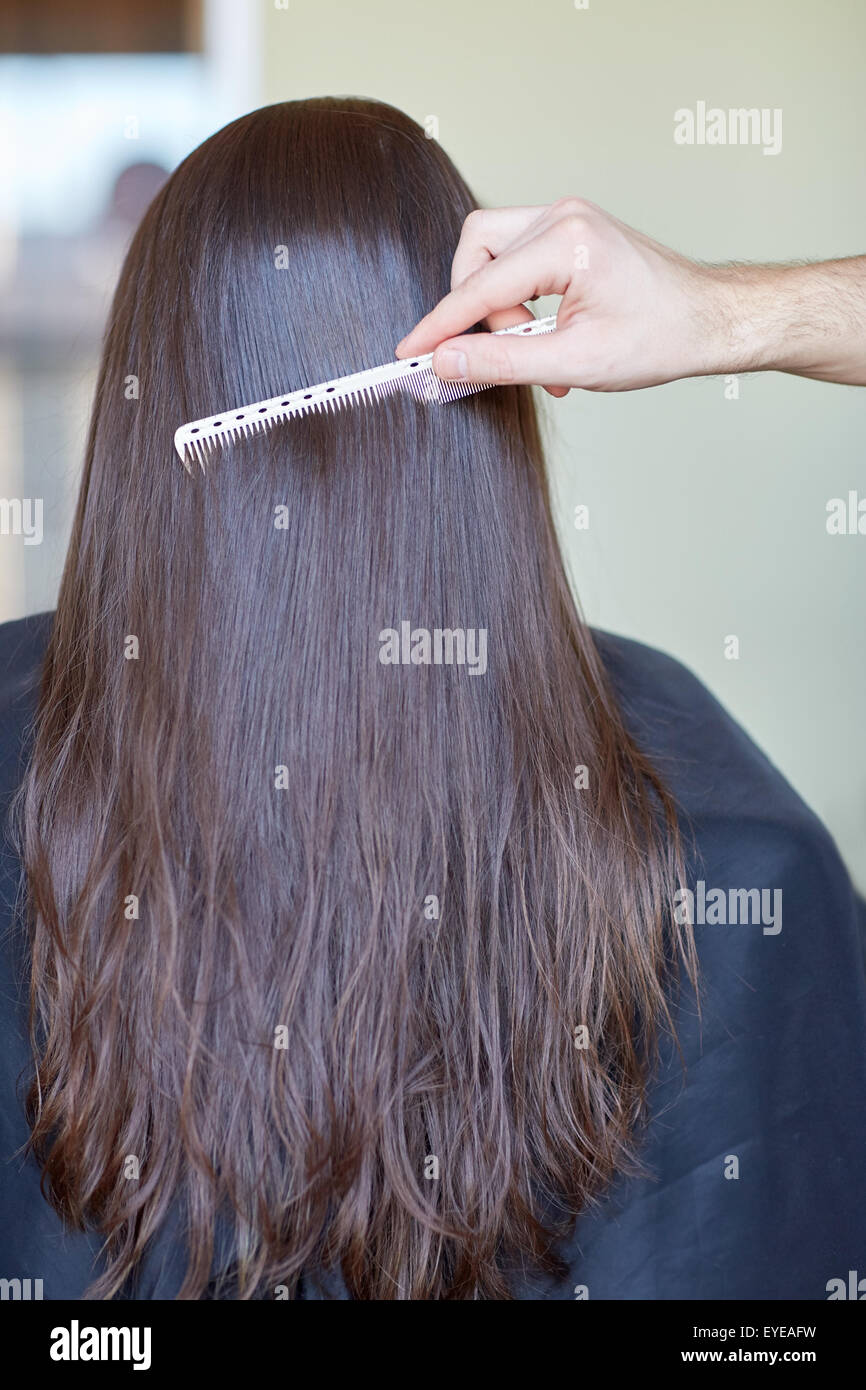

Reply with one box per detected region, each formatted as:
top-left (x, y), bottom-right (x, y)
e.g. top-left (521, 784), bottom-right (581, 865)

top-left (436, 348), bottom-right (467, 380)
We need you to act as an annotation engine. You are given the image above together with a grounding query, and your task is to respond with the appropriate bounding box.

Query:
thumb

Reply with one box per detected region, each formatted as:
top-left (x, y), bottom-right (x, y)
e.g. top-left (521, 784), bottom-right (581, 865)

top-left (432, 328), bottom-right (570, 389)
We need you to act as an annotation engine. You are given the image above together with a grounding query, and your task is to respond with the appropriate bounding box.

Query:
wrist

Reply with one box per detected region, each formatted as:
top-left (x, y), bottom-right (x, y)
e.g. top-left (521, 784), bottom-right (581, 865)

top-left (695, 263), bottom-right (787, 376)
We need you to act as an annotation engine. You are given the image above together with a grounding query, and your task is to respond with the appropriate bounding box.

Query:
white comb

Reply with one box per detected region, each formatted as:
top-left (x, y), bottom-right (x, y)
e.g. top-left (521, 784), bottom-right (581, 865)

top-left (174, 314), bottom-right (558, 468)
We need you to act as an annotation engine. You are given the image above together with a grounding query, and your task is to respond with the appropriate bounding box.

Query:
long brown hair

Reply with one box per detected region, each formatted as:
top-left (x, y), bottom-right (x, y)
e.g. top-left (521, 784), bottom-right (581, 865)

top-left (16, 98), bottom-right (694, 1299)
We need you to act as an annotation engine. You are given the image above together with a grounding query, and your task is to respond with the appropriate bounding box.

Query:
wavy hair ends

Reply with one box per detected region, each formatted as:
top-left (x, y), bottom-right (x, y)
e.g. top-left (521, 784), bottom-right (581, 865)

top-left (16, 98), bottom-right (694, 1300)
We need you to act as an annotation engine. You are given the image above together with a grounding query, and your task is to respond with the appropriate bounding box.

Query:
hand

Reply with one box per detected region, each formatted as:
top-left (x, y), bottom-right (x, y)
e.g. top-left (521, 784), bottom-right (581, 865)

top-left (395, 198), bottom-right (722, 394)
top-left (395, 199), bottom-right (866, 391)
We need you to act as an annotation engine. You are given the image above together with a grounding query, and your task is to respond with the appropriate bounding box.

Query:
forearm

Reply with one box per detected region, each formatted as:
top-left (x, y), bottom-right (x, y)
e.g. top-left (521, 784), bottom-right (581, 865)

top-left (397, 201), bottom-right (866, 392)
top-left (700, 256), bottom-right (866, 386)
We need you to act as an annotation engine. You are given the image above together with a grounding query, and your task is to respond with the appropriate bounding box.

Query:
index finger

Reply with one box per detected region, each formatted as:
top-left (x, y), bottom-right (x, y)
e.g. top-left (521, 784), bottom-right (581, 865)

top-left (396, 226), bottom-right (570, 358)
top-left (396, 206), bottom-right (551, 357)
top-left (448, 205), bottom-right (549, 290)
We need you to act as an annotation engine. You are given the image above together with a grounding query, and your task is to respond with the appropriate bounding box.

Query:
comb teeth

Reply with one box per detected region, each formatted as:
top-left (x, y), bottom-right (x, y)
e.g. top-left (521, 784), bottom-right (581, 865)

top-left (174, 314), bottom-right (558, 469)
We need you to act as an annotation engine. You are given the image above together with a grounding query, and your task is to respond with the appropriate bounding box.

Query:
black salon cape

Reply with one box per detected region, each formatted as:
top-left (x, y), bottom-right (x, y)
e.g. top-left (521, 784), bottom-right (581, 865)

top-left (1, 611), bottom-right (864, 1301)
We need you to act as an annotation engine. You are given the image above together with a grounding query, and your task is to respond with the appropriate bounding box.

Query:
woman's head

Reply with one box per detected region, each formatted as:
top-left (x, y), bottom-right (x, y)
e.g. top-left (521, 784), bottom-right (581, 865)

top-left (114, 94), bottom-right (492, 442)
top-left (19, 99), bottom-right (691, 1299)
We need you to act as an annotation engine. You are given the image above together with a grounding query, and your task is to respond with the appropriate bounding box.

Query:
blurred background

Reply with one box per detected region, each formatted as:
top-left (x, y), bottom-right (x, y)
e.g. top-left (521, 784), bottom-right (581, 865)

top-left (1, 0), bottom-right (864, 885)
